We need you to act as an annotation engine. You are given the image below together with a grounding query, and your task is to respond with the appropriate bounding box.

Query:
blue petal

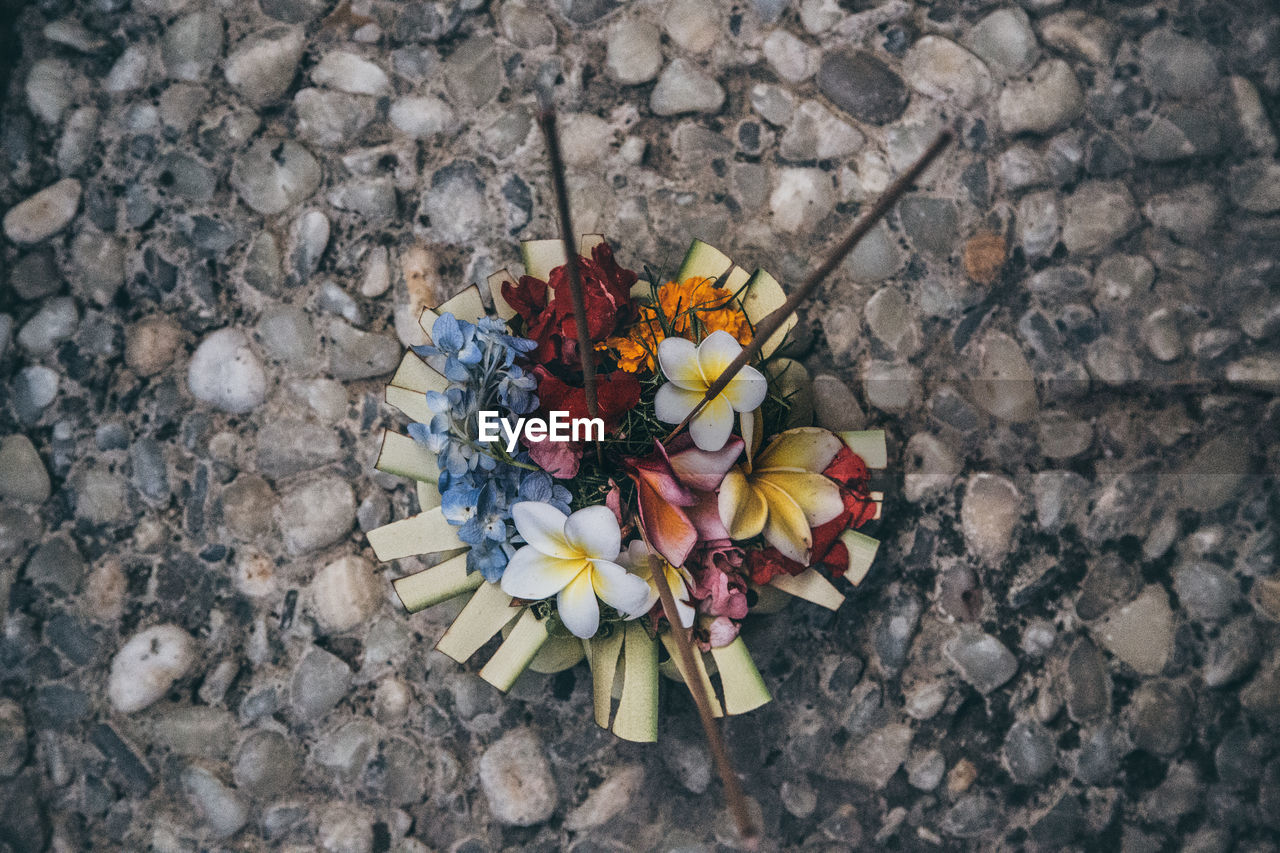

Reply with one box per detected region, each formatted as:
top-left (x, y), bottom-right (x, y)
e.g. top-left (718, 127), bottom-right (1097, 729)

top-left (433, 313), bottom-right (464, 352)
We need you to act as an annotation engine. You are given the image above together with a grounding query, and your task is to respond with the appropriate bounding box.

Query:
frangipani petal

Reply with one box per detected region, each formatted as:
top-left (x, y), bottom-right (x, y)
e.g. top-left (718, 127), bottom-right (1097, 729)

top-left (557, 571), bottom-right (600, 639)
top-left (689, 393), bottom-right (735, 452)
top-left (500, 548), bottom-right (585, 599)
top-left (564, 505), bottom-right (621, 560)
top-left (654, 383), bottom-right (703, 427)
top-left (695, 329), bottom-right (743, 379)
top-left (671, 569), bottom-right (697, 628)
top-left (756, 479), bottom-right (813, 564)
top-left (720, 364), bottom-right (768, 414)
top-left (637, 478), bottom-right (699, 568)
top-left (755, 470), bottom-right (845, 527)
top-left (657, 337), bottom-right (703, 391)
top-left (757, 427), bottom-right (844, 473)
top-left (591, 559), bottom-right (652, 618)
top-left (719, 468), bottom-right (768, 540)
top-left (511, 501), bottom-right (574, 558)
top-left (686, 489), bottom-right (731, 540)
top-left (667, 434), bottom-right (744, 491)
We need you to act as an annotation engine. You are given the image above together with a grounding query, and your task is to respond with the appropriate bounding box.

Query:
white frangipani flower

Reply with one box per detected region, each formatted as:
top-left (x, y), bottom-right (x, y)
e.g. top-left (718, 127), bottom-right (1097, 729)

top-left (500, 503), bottom-right (651, 639)
top-left (654, 330), bottom-right (768, 452)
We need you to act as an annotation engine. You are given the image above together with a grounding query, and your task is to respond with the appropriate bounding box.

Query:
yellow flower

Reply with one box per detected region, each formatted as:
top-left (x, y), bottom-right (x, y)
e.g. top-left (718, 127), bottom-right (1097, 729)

top-left (718, 428), bottom-right (846, 565)
top-left (601, 277), bottom-right (753, 374)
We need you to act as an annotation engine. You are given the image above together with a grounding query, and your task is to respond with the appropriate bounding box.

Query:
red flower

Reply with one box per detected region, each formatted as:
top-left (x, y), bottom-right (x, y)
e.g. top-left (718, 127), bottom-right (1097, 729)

top-left (525, 366), bottom-right (642, 478)
top-left (747, 446), bottom-right (877, 585)
top-left (502, 241), bottom-right (637, 367)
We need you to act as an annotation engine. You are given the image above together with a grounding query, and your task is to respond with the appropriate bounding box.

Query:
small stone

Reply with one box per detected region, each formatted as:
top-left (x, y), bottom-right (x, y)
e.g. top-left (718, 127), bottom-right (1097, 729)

top-left (188, 328), bottom-right (267, 414)
top-left (1204, 618), bottom-right (1263, 688)
top-left (662, 0), bottom-right (718, 53)
top-left (863, 360), bottom-right (921, 415)
top-left (606, 18), bottom-right (662, 84)
top-left (1178, 432), bottom-right (1251, 512)
top-left (162, 11), bottom-right (223, 82)
top-left (811, 374), bottom-right (865, 431)
top-left (421, 161), bottom-right (487, 245)
top-left (945, 626), bottom-right (1018, 693)
top-left (651, 59), bottom-right (725, 116)
top-left (1039, 11), bottom-right (1118, 66)
top-left (25, 58), bottom-right (80, 124)
top-left (903, 37), bottom-right (992, 109)
top-left (778, 99), bottom-right (863, 161)
top-left (1229, 159), bottom-right (1280, 214)
top-left (763, 29), bottom-right (817, 83)
top-left (837, 723), bottom-right (913, 789)
top-left (318, 804), bottom-right (374, 853)
top-left (224, 25), bottom-right (306, 107)
top-left (0, 699), bottom-right (26, 777)
top-left (327, 320), bottom-right (400, 381)
top-left (108, 624), bottom-right (197, 713)
top-left (360, 246), bottom-right (391, 298)
top-left (230, 138), bottom-right (321, 216)
top-left (1231, 76), bottom-right (1278, 155)
top-left (24, 535), bottom-right (85, 596)
top-left (1003, 720), bottom-right (1055, 782)
top-left (1061, 180), bottom-right (1137, 254)
top-left (16, 297), bottom-right (75, 356)
top-left (964, 8), bottom-right (1039, 77)
top-left (1138, 29), bottom-right (1220, 100)
top-left (842, 219), bottom-right (901, 281)
top-left (1144, 184), bottom-right (1219, 242)
top-left (1017, 190), bottom-right (1059, 259)
top-left (971, 330), bottom-right (1038, 422)
top-left (1128, 681), bottom-right (1191, 756)
top-left (181, 765), bottom-right (248, 839)
top-left (389, 95), bottom-right (454, 138)
top-left (907, 749), bottom-right (946, 791)
top-left (291, 646), bottom-right (352, 720)
top-left (864, 286), bottom-right (922, 357)
top-left (3, 179), bottom-right (81, 244)
top-left (998, 59), bottom-right (1083, 136)
top-left (288, 209), bottom-right (329, 283)
top-left (57, 106), bottom-right (99, 174)
top-left (104, 45), bottom-right (149, 92)
top-left (898, 195), bottom-right (958, 259)
top-left (130, 438), bottom-right (170, 506)
top-left (903, 432), bottom-right (960, 502)
top-left (963, 232), bottom-right (1006, 284)
top-left (1226, 355), bottom-right (1280, 390)
top-left (278, 476), bottom-right (355, 555)
top-left (295, 88), bottom-right (377, 149)
top-left (126, 316), bottom-right (183, 377)
top-left (69, 229), bottom-right (125, 306)
top-left (313, 719), bottom-right (378, 782)
top-left (442, 36), bottom-right (501, 107)
top-left (780, 780), bottom-right (817, 818)
top-left (309, 555), bottom-right (381, 634)
top-left (313, 50), bottom-right (391, 96)
top-left (256, 418), bottom-right (340, 478)
top-left (479, 728), bottom-right (558, 826)
top-left (13, 366), bottom-right (59, 422)
top-left (0, 435), bottom-right (49, 504)
top-left (233, 730), bottom-right (301, 798)
top-left (257, 305), bottom-right (315, 367)
top-left (750, 83), bottom-right (795, 125)
top-left (818, 50), bottom-right (908, 125)
top-left (770, 167), bottom-right (835, 233)
top-left (564, 764), bottom-right (645, 831)
top-left (1095, 585), bottom-right (1174, 676)
top-left (1172, 561), bottom-right (1238, 622)
top-left (1073, 723), bottom-right (1128, 785)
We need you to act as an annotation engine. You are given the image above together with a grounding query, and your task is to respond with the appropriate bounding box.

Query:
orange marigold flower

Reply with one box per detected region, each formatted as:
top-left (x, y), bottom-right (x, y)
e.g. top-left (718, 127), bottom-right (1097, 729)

top-left (602, 277), bottom-right (752, 373)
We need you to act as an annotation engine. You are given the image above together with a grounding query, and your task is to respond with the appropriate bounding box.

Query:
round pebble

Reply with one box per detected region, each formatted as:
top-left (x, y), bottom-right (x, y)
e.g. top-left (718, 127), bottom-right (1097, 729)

top-left (108, 624), bottom-right (197, 713)
top-left (187, 328), bottom-right (267, 414)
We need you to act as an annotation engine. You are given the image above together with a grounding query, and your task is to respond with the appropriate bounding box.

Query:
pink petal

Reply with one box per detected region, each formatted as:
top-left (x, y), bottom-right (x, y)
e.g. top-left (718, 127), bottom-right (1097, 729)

top-left (666, 434), bottom-right (744, 491)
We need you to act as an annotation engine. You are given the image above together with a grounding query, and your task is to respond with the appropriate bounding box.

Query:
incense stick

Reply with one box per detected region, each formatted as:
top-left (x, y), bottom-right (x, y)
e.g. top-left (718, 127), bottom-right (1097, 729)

top-left (536, 95), bottom-right (601, 425)
top-left (664, 129), bottom-right (953, 443)
top-left (635, 521), bottom-right (760, 849)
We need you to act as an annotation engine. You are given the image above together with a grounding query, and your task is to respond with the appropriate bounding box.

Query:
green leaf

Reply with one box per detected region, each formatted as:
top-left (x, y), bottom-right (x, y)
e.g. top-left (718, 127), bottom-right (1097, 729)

top-left (612, 622), bottom-right (658, 743)
top-left (392, 552), bottom-right (481, 612)
top-left (375, 430), bottom-right (440, 483)
top-left (435, 582), bottom-right (521, 663)
top-left (838, 430), bottom-right (888, 469)
top-left (391, 351), bottom-right (449, 395)
top-left (487, 269), bottom-right (518, 320)
top-left (520, 239), bottom-right (567, 281)
top-left (438, 285), bottom-right (486, 323)
top-left (366, 508), bottom-right (464, 561)
top-left (480, 608), bottom-right (550, 692)
top-left (710, 636), bottom-right (771, 716)
top-left (770, 568), bottom-right (845, 611)
top-left (527, 632), bottom-right (586, 674)
top-left (839, 529), bottom-right (879, 587)
top-left (741, 269), bottom-right (794, 359)
top-left (676, 238), bottom-right (733, 284)
top-left (588, 630), bottom-right (625, 730)
top-left (658, 632), bottom-right (723, 717)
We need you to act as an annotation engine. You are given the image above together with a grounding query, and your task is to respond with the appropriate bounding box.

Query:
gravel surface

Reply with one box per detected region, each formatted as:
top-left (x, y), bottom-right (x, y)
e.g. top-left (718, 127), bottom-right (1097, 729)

top-left (2, 0), bottom-right (1279, 850)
